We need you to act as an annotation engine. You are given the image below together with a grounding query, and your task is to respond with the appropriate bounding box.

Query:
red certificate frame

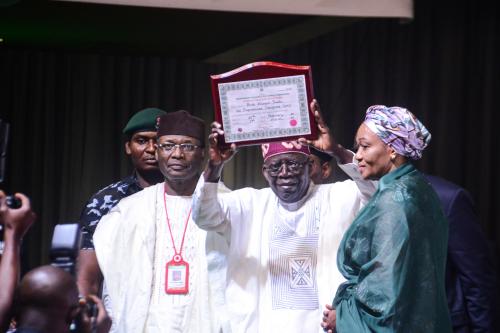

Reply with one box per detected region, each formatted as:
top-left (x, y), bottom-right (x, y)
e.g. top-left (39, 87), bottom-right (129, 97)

top-left (210, 61), bottom-right (317, 147)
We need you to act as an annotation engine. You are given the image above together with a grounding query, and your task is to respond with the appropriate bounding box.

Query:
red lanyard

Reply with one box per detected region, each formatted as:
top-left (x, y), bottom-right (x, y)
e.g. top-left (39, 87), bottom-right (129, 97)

top-left (163, 186), bottom-right (191, 262)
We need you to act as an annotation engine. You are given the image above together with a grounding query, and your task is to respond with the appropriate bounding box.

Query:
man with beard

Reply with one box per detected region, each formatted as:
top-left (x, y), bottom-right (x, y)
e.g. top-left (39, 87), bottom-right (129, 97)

top-left (93, 110), bottom-right (227, 332)
top-left (192, 100), bottom-right (376, 333)
top-left (77, 107), bottom-right (166, 298)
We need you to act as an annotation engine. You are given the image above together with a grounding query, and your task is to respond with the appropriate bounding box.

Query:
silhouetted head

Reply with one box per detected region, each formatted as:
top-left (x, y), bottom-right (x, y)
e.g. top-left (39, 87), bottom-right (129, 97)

top-left (15, 265), bottom-right (79, 333)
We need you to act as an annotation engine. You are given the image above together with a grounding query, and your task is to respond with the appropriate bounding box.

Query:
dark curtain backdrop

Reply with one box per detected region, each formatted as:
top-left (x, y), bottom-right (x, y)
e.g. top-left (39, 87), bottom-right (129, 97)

top-left (0, 0), bottom-right (498, 273)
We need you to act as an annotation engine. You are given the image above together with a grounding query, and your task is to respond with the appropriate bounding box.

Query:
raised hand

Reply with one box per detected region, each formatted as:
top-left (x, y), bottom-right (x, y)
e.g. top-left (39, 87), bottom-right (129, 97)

top-left (0, 191), bottom-right (36, 333)
top-left (208, 121), bottom-right (237, 166)
top-left (205, 122), bottom-right (237, 182)
top-left (298, 99), bottom-right (353, 164)
top-left (299, 99), bottom-right (334, 153)
top-left (0, 191), bottom-right (36, 242)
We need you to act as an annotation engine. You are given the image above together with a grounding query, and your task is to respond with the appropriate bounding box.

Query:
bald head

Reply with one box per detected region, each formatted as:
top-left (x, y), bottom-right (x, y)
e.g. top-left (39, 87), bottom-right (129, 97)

top-left (18, 265), bottom-right (78, 308)
top-left (16, 265), bottom-right (79, 332)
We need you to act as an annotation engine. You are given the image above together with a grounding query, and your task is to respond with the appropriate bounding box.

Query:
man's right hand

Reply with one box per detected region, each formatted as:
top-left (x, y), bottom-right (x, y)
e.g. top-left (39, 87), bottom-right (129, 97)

top-left (204, 121), bottom-right (237, 182)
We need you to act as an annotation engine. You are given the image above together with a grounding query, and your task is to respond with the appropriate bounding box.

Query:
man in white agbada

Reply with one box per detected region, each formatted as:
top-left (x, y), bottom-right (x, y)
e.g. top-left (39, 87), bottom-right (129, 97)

top-left (93, 110), bottom-right (228, 333)
top-left (192, 100), bottom-right (376, 333)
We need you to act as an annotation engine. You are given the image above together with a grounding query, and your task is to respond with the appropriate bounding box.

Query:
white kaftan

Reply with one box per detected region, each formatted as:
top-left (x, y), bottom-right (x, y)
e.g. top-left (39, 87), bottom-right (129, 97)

top-left (192, 163), bottom-right (375, 333)
top-left (94, 183), bottom-right (228, 333)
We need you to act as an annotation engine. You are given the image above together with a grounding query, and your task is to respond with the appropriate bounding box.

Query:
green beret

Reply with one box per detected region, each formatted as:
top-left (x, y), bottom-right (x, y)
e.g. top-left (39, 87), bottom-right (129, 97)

top-left (122, 107), bottom-right (167, 136)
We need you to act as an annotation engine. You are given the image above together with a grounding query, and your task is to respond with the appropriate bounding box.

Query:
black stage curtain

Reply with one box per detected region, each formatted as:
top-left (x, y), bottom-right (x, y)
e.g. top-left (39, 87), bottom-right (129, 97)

top-left (0, 0), bottom-right (498, 273)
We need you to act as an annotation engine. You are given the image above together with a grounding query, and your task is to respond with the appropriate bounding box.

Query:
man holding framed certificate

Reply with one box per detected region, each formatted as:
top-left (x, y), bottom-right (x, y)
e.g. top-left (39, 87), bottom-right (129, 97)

top-left (193, 65), bottom-right (376, 331)
top-left (210, 61), bottom-right (317, 147)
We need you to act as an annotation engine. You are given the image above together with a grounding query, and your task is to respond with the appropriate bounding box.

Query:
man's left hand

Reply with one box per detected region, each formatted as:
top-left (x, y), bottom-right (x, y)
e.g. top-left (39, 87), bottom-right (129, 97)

top-left (299, 100), bottom-right (353, 165)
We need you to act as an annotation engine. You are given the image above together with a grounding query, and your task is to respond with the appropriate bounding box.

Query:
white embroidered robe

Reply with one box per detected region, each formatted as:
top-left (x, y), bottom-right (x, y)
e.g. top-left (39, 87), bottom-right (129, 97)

top-left (192, 163), bottom-right (375, 333)
top-left (94, 183), bottom-right (228, 333)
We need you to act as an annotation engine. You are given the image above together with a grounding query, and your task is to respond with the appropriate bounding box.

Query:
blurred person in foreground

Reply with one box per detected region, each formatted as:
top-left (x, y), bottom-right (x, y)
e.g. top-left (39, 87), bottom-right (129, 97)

top-left (325, 105), bottom-right (451, 332)
top-left (13, 265), bottom-right (110, 333)
top-left (0, 191), bottom-right (35, 332)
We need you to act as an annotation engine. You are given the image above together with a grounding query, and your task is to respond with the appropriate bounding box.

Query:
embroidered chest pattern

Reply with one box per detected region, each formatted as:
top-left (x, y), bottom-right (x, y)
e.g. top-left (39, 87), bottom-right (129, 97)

top-left (289, 256), bottom-right (314, 288)
top-left (268, 201), bottom-right (320, 310)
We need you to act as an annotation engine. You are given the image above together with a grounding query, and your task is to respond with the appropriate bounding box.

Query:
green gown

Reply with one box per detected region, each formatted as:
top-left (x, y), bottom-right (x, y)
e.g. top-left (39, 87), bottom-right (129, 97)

top-left (333, 163), bottom-right (452, 333)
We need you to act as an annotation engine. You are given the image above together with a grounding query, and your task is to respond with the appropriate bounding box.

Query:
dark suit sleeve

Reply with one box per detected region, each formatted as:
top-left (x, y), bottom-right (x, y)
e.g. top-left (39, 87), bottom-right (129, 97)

top-left (446, 188), bottom-right (496, 332)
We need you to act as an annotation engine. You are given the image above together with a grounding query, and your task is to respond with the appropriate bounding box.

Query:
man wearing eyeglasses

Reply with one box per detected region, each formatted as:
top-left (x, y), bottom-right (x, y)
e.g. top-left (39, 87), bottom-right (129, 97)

top-left (93, 110), bottom-right (228, 333)
top-left (192, 100), bottom-right (376, 333)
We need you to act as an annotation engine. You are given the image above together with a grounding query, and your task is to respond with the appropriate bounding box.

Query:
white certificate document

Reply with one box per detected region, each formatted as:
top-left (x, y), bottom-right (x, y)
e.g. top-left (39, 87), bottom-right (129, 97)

top-left (218, 75), bottom-right (311, 143)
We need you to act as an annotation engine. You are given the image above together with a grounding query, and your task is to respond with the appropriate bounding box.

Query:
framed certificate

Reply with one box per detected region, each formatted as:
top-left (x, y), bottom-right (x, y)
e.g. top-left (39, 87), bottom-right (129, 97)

top-left (210, 61), bottom-right (317, 147)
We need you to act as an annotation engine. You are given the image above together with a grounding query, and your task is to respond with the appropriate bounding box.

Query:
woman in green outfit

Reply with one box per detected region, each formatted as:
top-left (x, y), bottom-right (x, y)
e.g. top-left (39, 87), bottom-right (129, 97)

top-left (328, 105), bottom-right (451, 333)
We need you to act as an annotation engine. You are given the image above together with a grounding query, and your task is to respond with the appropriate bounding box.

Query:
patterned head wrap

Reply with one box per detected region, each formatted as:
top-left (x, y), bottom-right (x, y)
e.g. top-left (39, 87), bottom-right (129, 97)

top-left (363, 105), bottom-right (431, 160)
top-left (261, 141), bottom-right (310, 161)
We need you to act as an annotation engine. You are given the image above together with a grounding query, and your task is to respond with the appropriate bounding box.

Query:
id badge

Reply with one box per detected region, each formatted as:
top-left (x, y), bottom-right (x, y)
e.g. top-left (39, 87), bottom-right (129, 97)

top-left (165, 255), bottom-right (189, 294)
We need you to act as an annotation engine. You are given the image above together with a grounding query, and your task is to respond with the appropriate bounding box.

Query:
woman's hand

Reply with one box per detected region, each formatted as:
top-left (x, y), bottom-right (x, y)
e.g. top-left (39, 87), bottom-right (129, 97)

top-left (320, 304), bottom-right (336, 333)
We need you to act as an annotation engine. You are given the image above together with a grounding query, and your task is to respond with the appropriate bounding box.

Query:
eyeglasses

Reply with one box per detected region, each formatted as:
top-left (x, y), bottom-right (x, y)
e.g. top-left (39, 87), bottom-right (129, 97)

top-left (264, 159), bottom-right (309, 176)
top-left (157, 142), bottom-right (200, 153)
